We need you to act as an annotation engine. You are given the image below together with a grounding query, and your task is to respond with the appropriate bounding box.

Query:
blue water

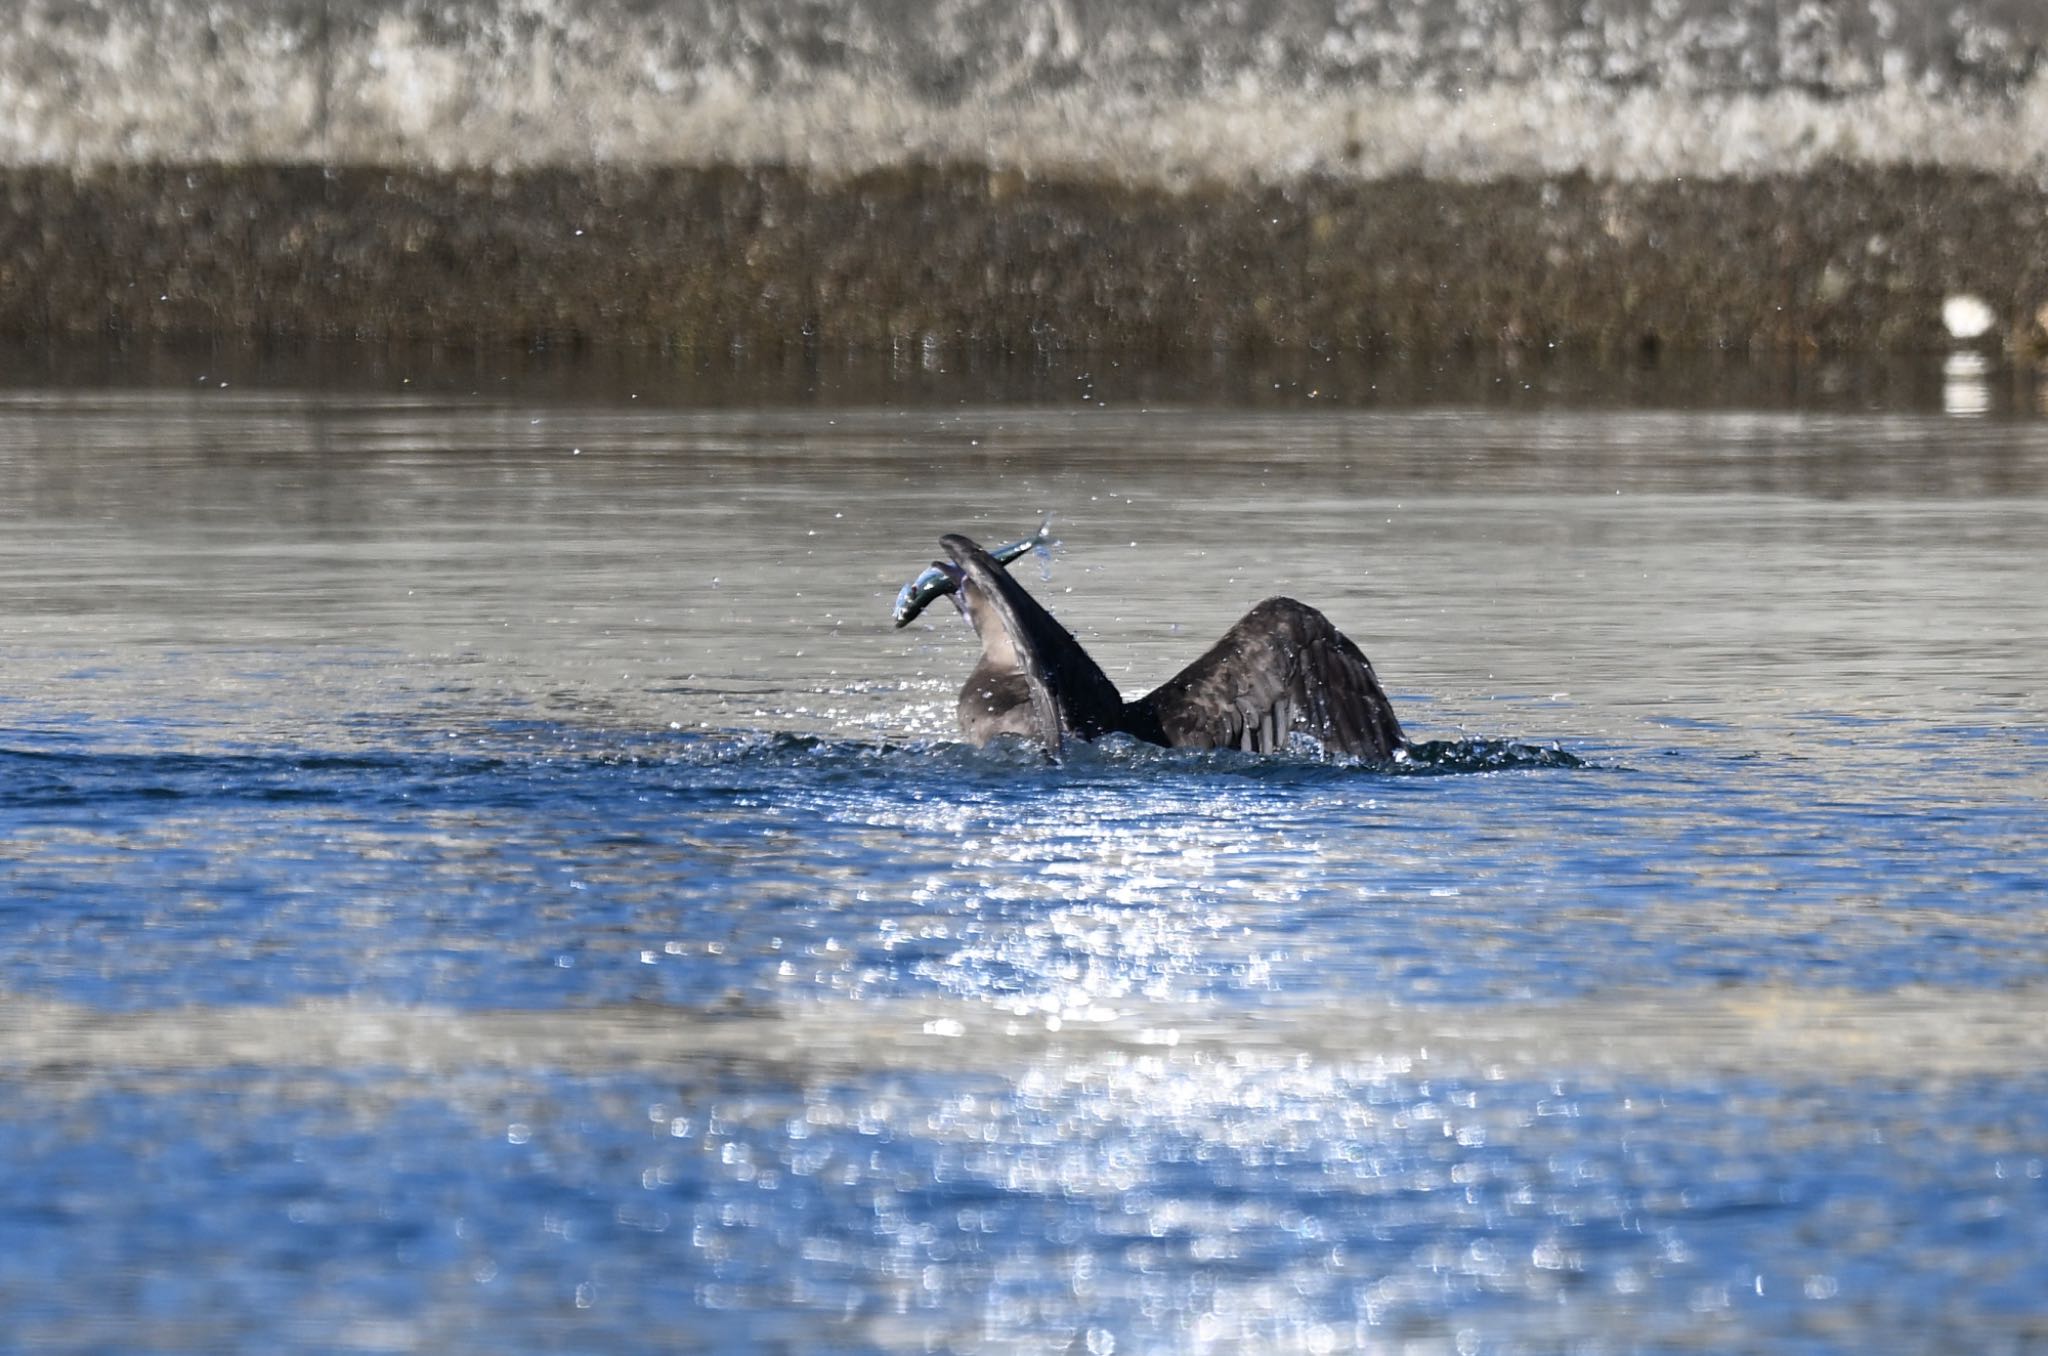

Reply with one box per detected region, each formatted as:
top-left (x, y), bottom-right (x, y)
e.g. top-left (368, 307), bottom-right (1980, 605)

top-left (5, 1065), bottom-right (2045, 1354)
top-left (3, 725), bottom-right (2042, 1017)
top-left (3, 361), bottom-right (2046, 1352)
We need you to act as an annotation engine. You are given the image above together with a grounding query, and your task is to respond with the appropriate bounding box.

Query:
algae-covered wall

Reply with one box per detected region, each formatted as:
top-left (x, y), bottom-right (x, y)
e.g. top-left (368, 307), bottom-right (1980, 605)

top-left (4, 0), bottom-right (2046, 349)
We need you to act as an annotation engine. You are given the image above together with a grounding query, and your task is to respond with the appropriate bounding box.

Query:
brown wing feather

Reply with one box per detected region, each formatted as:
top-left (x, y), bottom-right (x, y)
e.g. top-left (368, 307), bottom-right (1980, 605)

top-left (1127, 597), bottom-right (1406, 760)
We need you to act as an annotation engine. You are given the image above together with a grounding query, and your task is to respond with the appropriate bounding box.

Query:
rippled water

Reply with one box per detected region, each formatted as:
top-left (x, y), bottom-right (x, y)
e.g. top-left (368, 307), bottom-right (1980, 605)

top-left (3, 353), bottom-right (2046, 1352)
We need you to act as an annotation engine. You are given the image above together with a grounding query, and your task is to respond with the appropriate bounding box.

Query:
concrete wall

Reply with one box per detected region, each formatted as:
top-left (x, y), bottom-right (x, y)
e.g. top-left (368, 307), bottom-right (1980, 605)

top-left (3, 0), bottom-right (2046, 349)
top-left (6, 0), bottom-right (2047, 180)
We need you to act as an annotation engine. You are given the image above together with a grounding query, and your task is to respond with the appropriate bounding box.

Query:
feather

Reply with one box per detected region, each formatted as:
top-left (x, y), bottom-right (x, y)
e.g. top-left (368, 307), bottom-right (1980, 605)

top-left (922, 536), bottom-right (1405, 763)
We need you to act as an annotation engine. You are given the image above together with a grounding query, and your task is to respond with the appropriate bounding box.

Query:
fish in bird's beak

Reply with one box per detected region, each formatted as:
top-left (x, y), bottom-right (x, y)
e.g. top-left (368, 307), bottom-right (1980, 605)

top-left (891, 517), bottom-right (1054, 627)
top-left (893, 561), bottom-right (965, 627)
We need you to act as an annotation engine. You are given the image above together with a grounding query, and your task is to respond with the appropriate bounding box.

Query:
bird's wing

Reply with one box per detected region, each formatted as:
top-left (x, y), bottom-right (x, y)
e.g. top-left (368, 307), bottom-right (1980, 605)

top-left (941, 534), bottom-right (1125, 758)
top-left (1128, 597), bottom-right (1406, 760)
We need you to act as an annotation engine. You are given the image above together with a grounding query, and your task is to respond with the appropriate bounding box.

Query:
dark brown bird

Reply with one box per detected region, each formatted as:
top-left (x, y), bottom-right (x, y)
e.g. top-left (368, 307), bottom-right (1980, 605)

top-left (905, 533), bottom-right (1406, 762)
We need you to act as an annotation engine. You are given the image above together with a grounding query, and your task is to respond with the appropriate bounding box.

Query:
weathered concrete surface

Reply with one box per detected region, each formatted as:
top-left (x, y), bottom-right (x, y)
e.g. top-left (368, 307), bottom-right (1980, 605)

top-left (5, 0), bottom-right (2048, 179)
top-left (5, 163), bottom-right (2045, 351)
top-left (3, 0), bottom-right (2047, 349)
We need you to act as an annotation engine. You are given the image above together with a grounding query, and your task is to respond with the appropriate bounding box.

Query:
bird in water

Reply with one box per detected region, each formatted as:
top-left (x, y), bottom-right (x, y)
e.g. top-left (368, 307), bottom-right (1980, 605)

top-left (893, 527), bottom-right (1406, 762)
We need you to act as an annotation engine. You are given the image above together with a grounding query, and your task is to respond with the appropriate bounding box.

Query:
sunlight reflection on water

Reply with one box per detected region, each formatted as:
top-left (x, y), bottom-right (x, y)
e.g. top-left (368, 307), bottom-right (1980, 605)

top-left (2, 358), bottom-right (2046, 1352)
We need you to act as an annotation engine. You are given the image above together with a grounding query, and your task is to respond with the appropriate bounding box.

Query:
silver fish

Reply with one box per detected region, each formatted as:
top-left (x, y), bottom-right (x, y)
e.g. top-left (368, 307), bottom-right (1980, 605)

top-left (892, 516), bottom-right (1054, 627)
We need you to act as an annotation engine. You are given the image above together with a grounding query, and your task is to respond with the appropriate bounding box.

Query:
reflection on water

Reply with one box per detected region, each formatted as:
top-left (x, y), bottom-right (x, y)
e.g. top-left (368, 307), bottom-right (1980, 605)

top-left (1943, 350), bottom-right (1993, 418)
top-left (2, 351), bottom-right (2046, 1352)
top-left (6, 1056), bottom-right (2046, 1352)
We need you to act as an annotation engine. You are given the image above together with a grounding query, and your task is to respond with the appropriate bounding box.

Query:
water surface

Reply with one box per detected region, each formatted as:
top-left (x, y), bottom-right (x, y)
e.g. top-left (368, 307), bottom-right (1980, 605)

top-left (2, 353), bottom-right (2045, 1352)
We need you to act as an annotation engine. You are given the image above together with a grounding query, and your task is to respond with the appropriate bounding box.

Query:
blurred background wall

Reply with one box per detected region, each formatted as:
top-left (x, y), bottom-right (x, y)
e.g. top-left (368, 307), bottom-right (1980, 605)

top-left (3, 0), bottom-right (2045, 349)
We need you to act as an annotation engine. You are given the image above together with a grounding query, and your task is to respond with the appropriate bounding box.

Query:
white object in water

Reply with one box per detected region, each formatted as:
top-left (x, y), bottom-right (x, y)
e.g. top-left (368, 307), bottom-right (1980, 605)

top-left (1941, 294), bottom-right (1996, 341)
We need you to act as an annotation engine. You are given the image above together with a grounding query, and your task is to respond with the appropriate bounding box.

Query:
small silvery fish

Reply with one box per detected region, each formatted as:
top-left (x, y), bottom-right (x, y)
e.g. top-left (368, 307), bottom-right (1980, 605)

top-left (893, 517), bottom-right (1054, 627)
